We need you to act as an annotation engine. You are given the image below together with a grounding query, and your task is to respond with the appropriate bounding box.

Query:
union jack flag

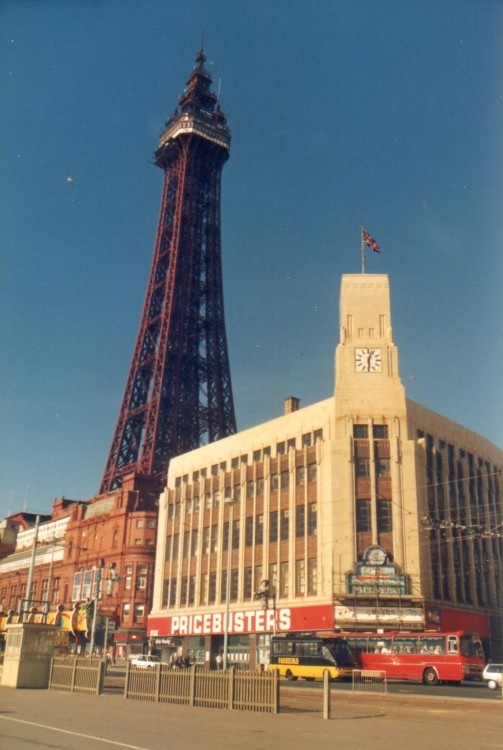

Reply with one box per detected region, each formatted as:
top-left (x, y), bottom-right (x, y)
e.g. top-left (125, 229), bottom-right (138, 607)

top-left (362, 227), bottom-right (381, 253)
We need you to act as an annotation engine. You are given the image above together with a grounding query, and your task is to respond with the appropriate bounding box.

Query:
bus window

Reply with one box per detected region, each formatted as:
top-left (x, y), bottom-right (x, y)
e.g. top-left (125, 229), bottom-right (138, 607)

top-left (393, 637), bottom-right (418, 654)
top-left (347, 637), bottom-right (368, 655)
top-left (369, 637), bottom-right (392, 653)
top-left (419, 636), bottom-right (445, 654)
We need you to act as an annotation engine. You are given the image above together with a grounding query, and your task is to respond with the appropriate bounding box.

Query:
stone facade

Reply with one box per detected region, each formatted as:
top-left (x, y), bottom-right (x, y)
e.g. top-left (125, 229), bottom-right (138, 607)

top-left (148, 274), bottom-right (503, 666)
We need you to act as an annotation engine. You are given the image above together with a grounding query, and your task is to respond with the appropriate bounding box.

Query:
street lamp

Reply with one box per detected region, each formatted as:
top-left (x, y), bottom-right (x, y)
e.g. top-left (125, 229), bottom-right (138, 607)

top-left (223, 500), bottom-right (235, 670)
top-left (89, 560), bottom-right (104, 656)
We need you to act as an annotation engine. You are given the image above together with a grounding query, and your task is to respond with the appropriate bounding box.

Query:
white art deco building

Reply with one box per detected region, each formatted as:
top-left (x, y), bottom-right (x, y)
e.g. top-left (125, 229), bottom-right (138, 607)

top-left (148, 274), bottom-right (503, 668)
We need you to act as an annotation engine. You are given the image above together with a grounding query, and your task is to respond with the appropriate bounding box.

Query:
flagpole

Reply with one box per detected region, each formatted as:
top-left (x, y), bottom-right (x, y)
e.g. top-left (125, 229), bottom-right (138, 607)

top-left (361, 225), bottom-right (365, 274)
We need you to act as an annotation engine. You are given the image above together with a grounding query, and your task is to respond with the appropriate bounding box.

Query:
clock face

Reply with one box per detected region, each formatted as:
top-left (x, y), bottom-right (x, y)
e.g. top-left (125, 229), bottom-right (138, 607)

top-left (355, 348), bottom-right (382, 372)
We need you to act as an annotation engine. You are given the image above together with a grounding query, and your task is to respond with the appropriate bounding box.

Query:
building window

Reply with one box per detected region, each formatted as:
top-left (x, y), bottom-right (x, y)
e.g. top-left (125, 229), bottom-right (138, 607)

top-left (135, 519), bottom-right (143, 528)
top-left (208, 572), bottom-right (216, 604)
top-left (296, 466), bottom-right (305, 485)
top-left (231, 570), bottom-right (239, 601)
top-left (302, 433), bottom-right (312, 447)
top-left (255, 515), bottom-right (264, 545)
top-left (270, 473), bottom-right (279, 492)
top-left (136, 566), bottom-right (147, 590)
top-left (112, 530), bottom-right (118, 548)
top-left (269, 511), bottom-right (278, 543)
top-left (246, 481), bottom-right (254, 499)
top-left (231, 519), bottom-right (240, 550)
top-left (373, 424), bottom-right (388, 438)
top-left (296, 505), bottom-right (305, 537)
top-left (188, 576), bottom-right (196, 605)
top-left (280, 509), bottom-right (289, 541)
top-left (183, 531), bottom-right (190, 557)
top-left (280, 471), bottom-right (289, 490)
top-left (277, 441), bottom-right (286, 455)
top-left (245, 516), bottom-right (254, 546)
top-left (181, 577), bottom-right (188, 605)
top-left (134, 603), bottom-right (144, 621)
top-left (376, 458), bottom-right (390, 478)
top-left (244, 567), bottom-right (253, 598)
top-left (353, 425), bottom-right (368, 438)
top-left (123, 603), bottom-right (130, 620)
top-left (295, 559), bottom-right (306, 595)
top-left (279, 562), bottom-right (289, 597)
top-left (307, 463), bottom-right (317, 483)
top-left (52, 577), bottom-right (60, 605)
top-left (307, 558), bottom-right (317, 595)
top-left (356, 499), bottom-right (371, 532)
top-left (255, 566), bottom-right (263, 591)
top-left (377, 499), bottom-right (393, 532)
top-left (199, 574), bottom-right (208, 605)
top-left (211, 525), bottom-right (219, 553)
top-left (124, 565), bottom-right (133, 590)
top-left (355, 458), bottom-right (370, 477)
top-left (169, 578), bottom-right (177, 606)
top-left (223, 521), bottom-right (230, 551)
top-left (256, 477), bottom-right (264, 496)
top-left (307, 503), bottom-right (317, 535)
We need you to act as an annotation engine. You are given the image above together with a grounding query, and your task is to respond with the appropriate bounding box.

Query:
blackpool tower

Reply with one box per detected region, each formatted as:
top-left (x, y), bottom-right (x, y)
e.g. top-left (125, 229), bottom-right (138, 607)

top-left (100, 50), bottom-right (237, 494)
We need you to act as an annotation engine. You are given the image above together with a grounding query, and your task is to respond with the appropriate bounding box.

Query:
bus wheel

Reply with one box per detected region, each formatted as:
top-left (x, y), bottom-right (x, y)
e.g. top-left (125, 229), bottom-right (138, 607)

top-left (285, 670), bottom-right (298, 681)
top-left (305, 677), bottom-right (315, 681)
top-left (423, 668), bottom-right (439, 686)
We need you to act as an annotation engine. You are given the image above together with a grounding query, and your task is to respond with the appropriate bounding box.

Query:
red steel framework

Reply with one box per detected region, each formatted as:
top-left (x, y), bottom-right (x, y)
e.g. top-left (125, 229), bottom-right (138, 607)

top-left (100, 51), bottom-right (237, 494)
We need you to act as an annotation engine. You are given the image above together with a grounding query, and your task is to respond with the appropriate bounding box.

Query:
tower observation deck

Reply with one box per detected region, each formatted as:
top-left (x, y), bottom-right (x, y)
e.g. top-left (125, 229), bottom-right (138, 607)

top-left (100, 50), bottom-right (237, 494)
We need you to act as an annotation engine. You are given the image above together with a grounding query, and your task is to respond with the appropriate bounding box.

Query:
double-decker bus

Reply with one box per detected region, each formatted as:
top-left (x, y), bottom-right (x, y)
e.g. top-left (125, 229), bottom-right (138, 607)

top-left (332, 630), bottom-right (485, 685)
top-left (268, 634), bottom-right (356, 681)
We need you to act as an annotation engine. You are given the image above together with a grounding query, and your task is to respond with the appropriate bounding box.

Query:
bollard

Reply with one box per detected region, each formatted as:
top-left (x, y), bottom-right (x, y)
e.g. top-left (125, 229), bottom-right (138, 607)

top-left (323, 669), bottom-right (331, 719)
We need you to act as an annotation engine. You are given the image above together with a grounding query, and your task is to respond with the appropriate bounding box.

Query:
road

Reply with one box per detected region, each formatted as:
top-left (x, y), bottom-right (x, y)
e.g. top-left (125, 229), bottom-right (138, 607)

top-left (288, 676), bottom-right (503, 701)
top-left (1, 680), bottom-right (503, 750)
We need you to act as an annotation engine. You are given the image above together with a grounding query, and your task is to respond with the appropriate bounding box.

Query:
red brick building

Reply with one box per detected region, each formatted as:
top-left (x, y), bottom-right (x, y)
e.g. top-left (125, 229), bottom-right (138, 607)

top-left (0, 473), bottom-right (159, 658)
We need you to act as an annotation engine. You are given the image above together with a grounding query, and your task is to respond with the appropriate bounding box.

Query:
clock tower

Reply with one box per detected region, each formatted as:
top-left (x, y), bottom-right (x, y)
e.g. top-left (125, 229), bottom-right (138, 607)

top-left (334, 274), bottom-right (406, 418)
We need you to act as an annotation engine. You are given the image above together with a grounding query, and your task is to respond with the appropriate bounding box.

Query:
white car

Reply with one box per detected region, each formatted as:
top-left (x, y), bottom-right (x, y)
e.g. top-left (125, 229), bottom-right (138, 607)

top-left (482, 663), bottom-right (503, 690)
top-left (130, 655), bottom-right (167, 669)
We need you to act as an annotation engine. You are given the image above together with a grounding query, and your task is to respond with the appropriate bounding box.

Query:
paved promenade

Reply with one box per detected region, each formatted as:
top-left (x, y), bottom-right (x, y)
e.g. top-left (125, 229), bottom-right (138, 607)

top-left (0, 684), bottom-right (502, 750)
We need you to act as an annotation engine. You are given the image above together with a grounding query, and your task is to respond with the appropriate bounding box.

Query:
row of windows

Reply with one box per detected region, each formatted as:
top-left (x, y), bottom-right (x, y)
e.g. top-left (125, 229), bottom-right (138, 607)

top-left (354, 424), bottom-right (389, 439)
top-left (355, 457), bottom-right (391, 478)
top-left (164, 558), bottom-right (318, 607)
top-left (174, 432), bottom-right (323, 486)
top-left (1, 579), bottom-right (62, 612)
top-left (170, 465), bottom-right (317, 514)
top-left (167, 503), bottom-right (318, 559)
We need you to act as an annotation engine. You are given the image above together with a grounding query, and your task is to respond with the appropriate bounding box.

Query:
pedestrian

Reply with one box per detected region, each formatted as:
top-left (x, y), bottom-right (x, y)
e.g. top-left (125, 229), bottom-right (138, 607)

top-left (216, 652), bottom-right (223, 670)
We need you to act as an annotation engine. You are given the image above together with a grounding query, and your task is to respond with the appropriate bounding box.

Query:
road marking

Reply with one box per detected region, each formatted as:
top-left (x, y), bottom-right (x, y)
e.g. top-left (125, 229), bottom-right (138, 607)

top-left (0, 715), bottom-right (152, 750)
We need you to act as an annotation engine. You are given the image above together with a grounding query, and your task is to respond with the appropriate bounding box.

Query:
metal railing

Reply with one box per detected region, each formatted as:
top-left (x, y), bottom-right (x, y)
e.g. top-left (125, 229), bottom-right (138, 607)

top-left (352, 669), bottom-right (387, 695)
top-left (125, 663), bottom-right (279, 713)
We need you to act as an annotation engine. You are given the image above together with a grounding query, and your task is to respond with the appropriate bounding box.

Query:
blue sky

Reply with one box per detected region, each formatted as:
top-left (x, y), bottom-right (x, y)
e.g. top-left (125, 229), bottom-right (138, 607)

top-left (2, 0), bottom-right (502, 518)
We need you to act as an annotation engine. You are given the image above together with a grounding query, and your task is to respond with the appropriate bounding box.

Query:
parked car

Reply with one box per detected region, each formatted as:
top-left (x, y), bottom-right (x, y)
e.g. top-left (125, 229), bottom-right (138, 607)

top-left (482, 663), bottom-right (503, 689)
top-left (130, 655), bottom-right (168, 669)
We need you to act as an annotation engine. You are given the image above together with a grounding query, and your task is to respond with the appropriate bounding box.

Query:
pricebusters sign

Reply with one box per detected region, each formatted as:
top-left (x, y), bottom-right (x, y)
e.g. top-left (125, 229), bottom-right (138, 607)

top-left (148, 603), bottom-right (333, 637)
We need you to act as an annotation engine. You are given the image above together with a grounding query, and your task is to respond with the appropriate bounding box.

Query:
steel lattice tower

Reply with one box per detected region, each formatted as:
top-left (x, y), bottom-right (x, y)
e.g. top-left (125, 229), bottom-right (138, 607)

top-left (100, 51), bottom-right (237, 494)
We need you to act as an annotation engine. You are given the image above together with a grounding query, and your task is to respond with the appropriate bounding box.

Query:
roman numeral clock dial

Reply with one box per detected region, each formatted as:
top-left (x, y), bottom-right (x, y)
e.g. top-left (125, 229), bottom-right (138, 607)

top-left (355, 348), bottom-right (382, 373)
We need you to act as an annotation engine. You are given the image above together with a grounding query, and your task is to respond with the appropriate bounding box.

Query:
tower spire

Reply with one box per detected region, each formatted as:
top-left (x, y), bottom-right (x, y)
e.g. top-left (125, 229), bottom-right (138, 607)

top-left (100, 52), bottom-right (236, 494)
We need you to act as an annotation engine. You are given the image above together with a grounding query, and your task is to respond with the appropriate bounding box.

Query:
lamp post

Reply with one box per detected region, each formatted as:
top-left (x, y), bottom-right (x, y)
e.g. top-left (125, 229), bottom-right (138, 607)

top-left (89, 561), bottom-right (104, 656)
top-left (223, 501), bottom-right (234, 670)
top-left (23, 515), bottom-right (40, 620)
